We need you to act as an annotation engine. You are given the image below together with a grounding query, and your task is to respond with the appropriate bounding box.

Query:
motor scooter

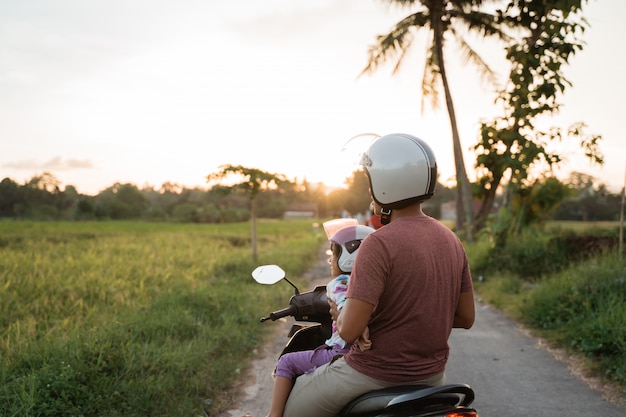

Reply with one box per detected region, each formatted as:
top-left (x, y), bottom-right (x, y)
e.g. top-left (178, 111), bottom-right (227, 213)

top-left (252, 264), bottom-right (478, 417)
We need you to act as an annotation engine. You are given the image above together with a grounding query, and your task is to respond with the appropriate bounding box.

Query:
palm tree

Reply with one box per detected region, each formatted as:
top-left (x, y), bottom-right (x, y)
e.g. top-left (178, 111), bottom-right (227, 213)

top-left (360, 0), bottom-right (512, 240)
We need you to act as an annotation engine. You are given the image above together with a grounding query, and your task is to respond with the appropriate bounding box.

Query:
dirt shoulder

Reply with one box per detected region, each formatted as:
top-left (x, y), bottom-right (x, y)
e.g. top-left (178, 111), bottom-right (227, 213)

top-left (214, 244), bottom-right (332, 417)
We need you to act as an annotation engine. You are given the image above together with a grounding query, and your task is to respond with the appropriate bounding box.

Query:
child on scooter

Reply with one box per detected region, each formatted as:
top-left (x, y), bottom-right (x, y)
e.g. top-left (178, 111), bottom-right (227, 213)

top-left (264, 223), bottom-right (375, 417)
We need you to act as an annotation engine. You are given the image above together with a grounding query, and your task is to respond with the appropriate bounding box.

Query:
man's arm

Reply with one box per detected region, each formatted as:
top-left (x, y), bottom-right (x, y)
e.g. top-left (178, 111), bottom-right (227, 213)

top-left (453, 291), bottom-right (475, 329)
top-left (337, 298), bottom-right (374, 343)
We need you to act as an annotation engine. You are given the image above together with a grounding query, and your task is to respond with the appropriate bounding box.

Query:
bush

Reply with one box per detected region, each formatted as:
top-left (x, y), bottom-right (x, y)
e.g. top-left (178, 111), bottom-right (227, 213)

top-left (470, 228), bottom-right (563, 280)
top-left (471, 225), bottom-right (621, 281)
top-left (520, 254), bottom-right (626, 385)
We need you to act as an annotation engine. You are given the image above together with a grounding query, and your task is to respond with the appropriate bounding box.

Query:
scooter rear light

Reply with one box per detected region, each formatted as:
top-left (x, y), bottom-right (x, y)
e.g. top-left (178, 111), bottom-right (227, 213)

top-left (443, 411), bottom-right (478, 417)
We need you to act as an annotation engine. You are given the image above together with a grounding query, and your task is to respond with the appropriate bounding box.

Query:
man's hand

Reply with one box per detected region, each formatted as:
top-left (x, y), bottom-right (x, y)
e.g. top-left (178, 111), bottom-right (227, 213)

top-left (356, 326), bottom-right (372, 351)
top-left (328, 299), bottom-right (340, 321)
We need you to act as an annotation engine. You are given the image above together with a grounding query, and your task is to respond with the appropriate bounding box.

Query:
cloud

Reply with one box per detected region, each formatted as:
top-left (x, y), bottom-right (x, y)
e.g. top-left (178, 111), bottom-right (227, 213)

top-left (3, 156), bottom-right (94, 171)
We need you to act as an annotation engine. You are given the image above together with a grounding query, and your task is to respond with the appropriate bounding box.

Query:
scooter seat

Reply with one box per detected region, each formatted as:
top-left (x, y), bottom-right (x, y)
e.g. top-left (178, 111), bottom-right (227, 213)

top-left (337, 383), bottom-right (474, 417)
top-left (337, 385), bottom-right (427, 416)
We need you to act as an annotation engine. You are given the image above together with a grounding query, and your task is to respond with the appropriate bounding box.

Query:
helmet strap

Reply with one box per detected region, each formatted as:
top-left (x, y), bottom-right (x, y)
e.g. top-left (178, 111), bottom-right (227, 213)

top-left (380, 207), bottom-right (392, 225)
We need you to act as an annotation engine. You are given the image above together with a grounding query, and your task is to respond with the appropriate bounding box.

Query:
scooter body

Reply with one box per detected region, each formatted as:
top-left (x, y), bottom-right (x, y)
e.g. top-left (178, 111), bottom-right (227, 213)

top-left (252, 265), bottom-right (478, 417)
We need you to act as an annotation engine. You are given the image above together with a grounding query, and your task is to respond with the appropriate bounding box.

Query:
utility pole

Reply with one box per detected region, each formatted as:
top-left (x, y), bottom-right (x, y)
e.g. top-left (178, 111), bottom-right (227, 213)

top-left (619, 166), bottom-right (625, 259)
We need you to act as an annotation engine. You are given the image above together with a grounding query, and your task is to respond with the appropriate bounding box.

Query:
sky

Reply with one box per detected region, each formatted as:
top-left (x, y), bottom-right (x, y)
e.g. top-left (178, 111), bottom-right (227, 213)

top-left (1, 0), bottom-right (624, 196)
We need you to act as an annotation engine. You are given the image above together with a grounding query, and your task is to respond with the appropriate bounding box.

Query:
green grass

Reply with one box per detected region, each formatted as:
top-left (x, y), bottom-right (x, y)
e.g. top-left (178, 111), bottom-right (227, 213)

top-left (519, 255), bottom-right (626, 381)
top-left (469, 229), bottom-right (626, 392)
top-left (0, 220), bottom-right (326, 416)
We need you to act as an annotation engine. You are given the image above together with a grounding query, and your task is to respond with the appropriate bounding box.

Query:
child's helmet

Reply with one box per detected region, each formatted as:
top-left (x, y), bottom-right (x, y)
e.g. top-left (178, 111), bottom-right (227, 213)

top-left (360, 133), bottom-right (437, 209)
top-left (329, 225), bottom-right (375, 273)
top-left (322, 218), bottom-right (359, 241)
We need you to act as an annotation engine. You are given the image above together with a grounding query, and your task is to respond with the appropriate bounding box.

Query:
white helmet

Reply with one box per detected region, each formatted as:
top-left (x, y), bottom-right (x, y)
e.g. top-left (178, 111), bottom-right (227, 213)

top-left (360, 133), bottom-right (437, 209)
top-left (329, 225), bottom-right (375, 273)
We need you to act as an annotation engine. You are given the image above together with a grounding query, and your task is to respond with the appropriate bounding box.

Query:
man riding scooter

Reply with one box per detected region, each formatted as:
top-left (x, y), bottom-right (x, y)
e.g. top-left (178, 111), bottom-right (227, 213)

top-left (281, 133), bottom-right (476, 417)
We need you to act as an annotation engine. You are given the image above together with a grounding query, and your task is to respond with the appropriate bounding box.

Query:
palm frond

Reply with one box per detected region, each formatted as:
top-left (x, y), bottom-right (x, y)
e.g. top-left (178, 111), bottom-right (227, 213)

top-left (376, 0), bottom-right (423, 9)
top-left (450, 26), bottom-right (500, 88)
top-left (360, 12), bottom-right (430, 76)
top-left (391, 36), bottom-right (415, 75)
top-left (449, 9), bottom-right (514, 42)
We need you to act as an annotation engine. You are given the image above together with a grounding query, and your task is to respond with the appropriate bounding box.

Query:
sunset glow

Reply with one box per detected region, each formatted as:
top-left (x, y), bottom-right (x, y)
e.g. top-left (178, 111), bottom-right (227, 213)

top-left (1, 0), bottom-right (623, 195)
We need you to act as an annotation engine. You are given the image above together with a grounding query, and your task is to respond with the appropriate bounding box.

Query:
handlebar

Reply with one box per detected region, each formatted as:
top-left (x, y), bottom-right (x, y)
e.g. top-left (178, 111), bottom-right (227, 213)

top-left (260, 305), bottom-right (298, 322)
top-left (259, 285), bottom-right (332, 325)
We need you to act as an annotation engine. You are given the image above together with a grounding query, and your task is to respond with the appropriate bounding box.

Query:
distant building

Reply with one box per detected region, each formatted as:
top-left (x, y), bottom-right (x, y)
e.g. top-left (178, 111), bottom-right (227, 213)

top-left (440, 200), bottom-right (456, 221)
top-left (283, 202), bottom-right (318, 219)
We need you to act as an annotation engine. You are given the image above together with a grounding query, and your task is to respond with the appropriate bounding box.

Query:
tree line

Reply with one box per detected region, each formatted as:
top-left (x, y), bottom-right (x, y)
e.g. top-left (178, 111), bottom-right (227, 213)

top-left (0, 169), bottom-right (621, 225)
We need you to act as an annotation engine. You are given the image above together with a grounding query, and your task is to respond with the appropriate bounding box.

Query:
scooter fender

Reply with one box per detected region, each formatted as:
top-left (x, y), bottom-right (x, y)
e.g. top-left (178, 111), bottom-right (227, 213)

top-left (280, 323), bottom-right (330, 357)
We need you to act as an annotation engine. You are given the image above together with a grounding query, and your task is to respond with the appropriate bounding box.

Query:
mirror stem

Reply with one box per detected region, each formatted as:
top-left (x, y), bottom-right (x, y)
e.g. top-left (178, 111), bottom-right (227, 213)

top-left (284, 277), bottom-right (300, 295)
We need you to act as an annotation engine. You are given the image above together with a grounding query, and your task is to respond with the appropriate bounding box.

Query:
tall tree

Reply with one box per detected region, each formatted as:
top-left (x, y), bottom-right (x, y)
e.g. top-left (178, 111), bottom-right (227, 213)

top-left (472, 0), bottom-right (603, 234)
top-left (207, 165), bottom-right (288, 261)
top-left (360, 0), bottom-right (513, 240)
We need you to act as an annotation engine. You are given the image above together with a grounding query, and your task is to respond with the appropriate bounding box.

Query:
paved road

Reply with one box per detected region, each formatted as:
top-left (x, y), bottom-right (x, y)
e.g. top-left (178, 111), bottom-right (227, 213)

top-left (447, 299), bottom-right (625, 416)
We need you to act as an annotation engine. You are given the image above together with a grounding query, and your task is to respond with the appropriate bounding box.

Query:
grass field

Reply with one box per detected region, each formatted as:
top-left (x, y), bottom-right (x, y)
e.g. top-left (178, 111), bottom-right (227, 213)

top-left (0, 220), bottom-right (325, 417)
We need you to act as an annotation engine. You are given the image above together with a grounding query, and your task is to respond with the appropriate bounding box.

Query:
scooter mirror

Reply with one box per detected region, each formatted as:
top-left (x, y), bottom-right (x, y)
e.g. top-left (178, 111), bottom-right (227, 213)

top-left (251, 264), bottom-right (285, 285)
